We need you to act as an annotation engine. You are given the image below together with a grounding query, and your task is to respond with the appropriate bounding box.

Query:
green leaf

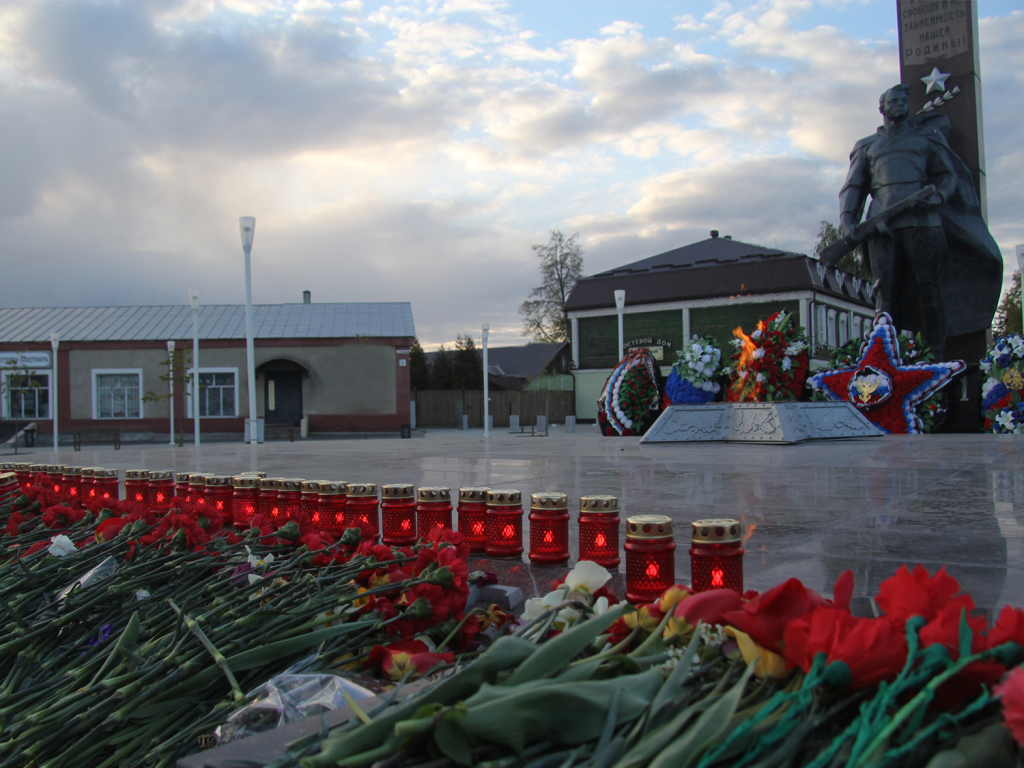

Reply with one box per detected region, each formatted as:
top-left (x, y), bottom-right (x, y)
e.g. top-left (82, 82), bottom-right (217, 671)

top-left (958, 608), bottom-right (973, 662)
top-left (504, 605), bottom-right (633, 686)
top-left (435, 709), bottom-right (473, 766)
top-left (646, 624), bottom-right (703, 733)
top-left (647, 662), bottom-right (755, 768)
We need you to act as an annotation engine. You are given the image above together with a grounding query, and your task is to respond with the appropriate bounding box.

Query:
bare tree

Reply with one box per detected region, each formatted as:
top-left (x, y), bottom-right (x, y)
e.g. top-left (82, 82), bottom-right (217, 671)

top-left (519, 229), bottom-right (585, 343)
top-left (813, 220), bottom-right (870, 279)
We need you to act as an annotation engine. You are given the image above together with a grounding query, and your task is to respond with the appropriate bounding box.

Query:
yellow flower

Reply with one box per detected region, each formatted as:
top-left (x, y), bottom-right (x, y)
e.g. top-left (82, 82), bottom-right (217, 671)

top-left (625, 604), bottom-right (664, 635)
top-left (724, 627), bottom-right (792, 681)
top-left (663, 613), bottom-right (695, 643)
top-left (658, 584), bottom-right (694, 614)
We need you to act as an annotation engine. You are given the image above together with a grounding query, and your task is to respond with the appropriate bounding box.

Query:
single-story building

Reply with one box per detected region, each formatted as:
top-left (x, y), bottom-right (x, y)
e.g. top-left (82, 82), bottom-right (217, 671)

top-left (564, 232), bottom-right (875, 420)
top-left (486, 342), bottom-right (574, 392)
top-left (0, 301), bottom-right (415, 442)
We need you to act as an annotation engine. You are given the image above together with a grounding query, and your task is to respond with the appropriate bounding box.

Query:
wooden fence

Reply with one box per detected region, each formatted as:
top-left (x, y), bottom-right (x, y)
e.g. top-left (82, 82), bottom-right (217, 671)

top-left (412, 390), bottom-right (575, 428)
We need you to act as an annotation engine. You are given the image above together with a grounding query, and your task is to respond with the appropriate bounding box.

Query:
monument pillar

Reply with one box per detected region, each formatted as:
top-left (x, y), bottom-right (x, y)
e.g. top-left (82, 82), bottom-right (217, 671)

top-left (898, 0), bottom-right (990, 431)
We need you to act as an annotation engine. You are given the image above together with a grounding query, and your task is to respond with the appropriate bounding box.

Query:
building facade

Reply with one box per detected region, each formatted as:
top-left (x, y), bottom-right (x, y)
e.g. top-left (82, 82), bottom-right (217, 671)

top-left (0, 302), bottom-right (415, 441)
top-left (564, 233), bottom-right (875, 420)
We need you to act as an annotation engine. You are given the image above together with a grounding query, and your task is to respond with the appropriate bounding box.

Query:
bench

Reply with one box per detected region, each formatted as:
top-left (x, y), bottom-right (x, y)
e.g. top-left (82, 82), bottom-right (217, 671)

top-left (263, 424), bottom-right (295, 442)
top-left (74, 428), bottom-right (121, 451)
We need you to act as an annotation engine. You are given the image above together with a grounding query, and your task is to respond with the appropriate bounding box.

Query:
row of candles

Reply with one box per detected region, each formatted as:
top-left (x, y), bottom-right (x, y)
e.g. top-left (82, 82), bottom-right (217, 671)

top-left (0, 462), bottom-right (745, 603)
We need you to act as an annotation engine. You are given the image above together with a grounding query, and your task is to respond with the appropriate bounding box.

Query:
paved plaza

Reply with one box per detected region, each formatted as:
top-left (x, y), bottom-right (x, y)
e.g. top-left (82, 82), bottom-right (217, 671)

top-left (12, 427), bottom-right (1024, 616)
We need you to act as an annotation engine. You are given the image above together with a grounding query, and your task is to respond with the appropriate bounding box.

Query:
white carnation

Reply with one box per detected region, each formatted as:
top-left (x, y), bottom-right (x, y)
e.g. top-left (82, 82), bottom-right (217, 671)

top-left (48, 535), bottom-right (76, 558)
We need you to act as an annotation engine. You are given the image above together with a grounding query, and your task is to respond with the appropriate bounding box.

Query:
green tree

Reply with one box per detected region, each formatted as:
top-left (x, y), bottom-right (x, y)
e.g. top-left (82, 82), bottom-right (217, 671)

top-left (430, 345), bottom-right (454, 390)
top-left (142, 347), bottom-right (195, 446)
top-left (409, 338), bottom-right (431, 391)
top-left (519, 228), bottom-right (584, 343)
top-left (993, 271), bottom-right (1023, 338)
top-left (452, 334), bottom-right (483, 390)
top-left (813, 220), bottom-right (871, 279)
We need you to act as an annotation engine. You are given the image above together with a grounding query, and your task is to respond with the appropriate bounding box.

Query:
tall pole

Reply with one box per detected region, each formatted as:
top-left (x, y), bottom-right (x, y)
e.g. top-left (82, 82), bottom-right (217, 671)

top-left (1016, 246), bottom-right (1024, 335)
top-left (482, 323), bottom-right (489, 438)
top-left (49, 333), bottom-right (59, 459)
top-left (240, 217), bottom-right (258, 445)
top-left (189, 290), bottom-right (201, 447)
top-left (167, 340), bottom-right (176, 446)
top-left (614, 290), bottom-right (626, 361)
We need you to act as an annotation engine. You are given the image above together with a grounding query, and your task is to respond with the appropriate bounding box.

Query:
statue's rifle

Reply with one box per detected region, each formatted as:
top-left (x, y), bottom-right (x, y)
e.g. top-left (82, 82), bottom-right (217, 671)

top-left (819, 184), bottom-right (936, 268)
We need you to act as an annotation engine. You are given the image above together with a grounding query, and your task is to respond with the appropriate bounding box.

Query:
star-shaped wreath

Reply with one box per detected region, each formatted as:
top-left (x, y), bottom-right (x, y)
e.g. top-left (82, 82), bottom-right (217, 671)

top-left (807, 314), bottom-right (965, 434)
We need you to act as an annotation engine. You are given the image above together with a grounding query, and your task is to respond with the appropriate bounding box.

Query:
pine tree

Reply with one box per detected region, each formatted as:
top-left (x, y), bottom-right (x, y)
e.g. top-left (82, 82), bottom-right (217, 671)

top-left (430, 345), bottom-right (454, 390)
top-left (452, 335), bottom-right (483, 390)
top-left (409, 339), bottom-right (430, 391)
top-left (993, 271), bottom-right (1023, 338)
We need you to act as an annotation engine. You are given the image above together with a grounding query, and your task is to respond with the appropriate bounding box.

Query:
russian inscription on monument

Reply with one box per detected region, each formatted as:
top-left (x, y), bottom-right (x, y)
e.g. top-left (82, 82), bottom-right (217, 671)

top-left (899, 0), bottom-right (970, 65)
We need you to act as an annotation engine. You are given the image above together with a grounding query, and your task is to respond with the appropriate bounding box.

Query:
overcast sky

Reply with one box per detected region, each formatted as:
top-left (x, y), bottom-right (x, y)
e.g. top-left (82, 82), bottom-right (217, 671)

top-left (1, 0), bottom-right (1021, 349)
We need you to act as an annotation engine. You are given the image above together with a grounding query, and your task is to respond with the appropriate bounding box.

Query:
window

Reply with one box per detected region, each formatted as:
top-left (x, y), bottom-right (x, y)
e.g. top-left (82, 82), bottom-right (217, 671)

top-left (839, 313), bottom-right (849, 345)
top-left (92, 370), bottom-right (143, 419)
top-left (827, 310), bottom-right (837, 348)
top-left (2, 370), bottom-right (49, 419)
top-left (853, 316), bottom-right (862, 339)
top-left (816, 305), bottom-right (827, 345)
top-left (188, 368), bottom-right (239, 418)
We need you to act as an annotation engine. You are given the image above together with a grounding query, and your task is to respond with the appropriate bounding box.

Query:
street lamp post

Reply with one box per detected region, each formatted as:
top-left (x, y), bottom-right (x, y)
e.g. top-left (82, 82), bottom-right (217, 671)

top-left (614, 290), bottom-right (626, 361)
top-left (239, 217), bottom-right (259, 445)
top-left (167, 340), bottom-right (176, 446)
top-left (482, 324), bottom-right (489, 438)
top-left (49, 333), bottom-right (59, 458)
top-left (189, 290), bottom-right (201, 447)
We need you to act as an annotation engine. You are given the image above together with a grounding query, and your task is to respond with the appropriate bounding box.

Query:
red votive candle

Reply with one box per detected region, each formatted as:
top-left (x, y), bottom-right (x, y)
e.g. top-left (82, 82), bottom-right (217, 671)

top-left (317, 481), bottom-right (348, 536)
top-left (13, 462), bottom-right (33, 491)
top-left (81, 467), bottom-right (102, 500)
top-left (529, 492), bottom-right (570, 566)
top-left (347, 483), bottom-right (380, 539)
top-left (148, 470), bottom-right (175, 512)
top-left (124, 469), bottom-right (150, 507)
top-left (29, 463), bottom-right (48, 488)
top-left (175, 472), bottom-right (191, 501)
top-left (205, 475), bottom-right (233, 519)
top-left (690, 519), bottom-right (744, 594)
top-left (231, 476), bottom-right (259, 527)
top-left (578, 495), bottom-right (620, 568)
top-left (188, 474), bottom-right (209, 506)
top-left (624, 515), bottom-right (676, 604)
top-left (276, 479), bottom-right (303, 524)
top-left (0, 471), bottom-right (18, 506)
top-left (301, 480), bottom-right (324, 525)
top-left (485, 489), bottom-right (523, 559)
top-left (94, 469), bottom-right (120, 502)
top-left (457, 487), bottom-right (490, 553)
top-left (416, 487), bottom-right (452, 538)
top-left (61, 465), bottom-right (83, 502)
top-left (257, 477), bottom-right (281, 522)
top-left (381, 483), bottom-right (417, 546)
top-left (44, 464), bottom-right (63, 494)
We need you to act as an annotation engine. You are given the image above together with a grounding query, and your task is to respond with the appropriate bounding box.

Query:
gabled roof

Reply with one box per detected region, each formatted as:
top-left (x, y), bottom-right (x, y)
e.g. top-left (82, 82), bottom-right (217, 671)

top-left (0, 303), bottom-right (415, 343)
top-left (566, 236), bottom-right (872, 311)
top-left (428, 342), bottom-right (567, 380)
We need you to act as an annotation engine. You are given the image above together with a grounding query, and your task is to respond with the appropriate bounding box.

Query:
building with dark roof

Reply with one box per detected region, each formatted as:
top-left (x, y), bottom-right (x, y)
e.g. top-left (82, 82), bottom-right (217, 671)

top-left (0, 301), bottom-right (415, 442)
top-left (425, 342), bottom-right (573, 392)
top-left (565, 232), bottom-right (875, 419)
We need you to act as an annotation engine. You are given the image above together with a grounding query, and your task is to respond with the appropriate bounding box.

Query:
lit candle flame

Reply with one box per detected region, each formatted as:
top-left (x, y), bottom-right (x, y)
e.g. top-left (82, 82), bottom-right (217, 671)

top-left (645, 562), bottom-right (659, 578)
top-left (502, 524), bottom-right (515, 539)
top-left (543, 530), bottom-right (553, 543)
top-left (472, 522), bottom-right (484, 536)
top-left (595, 533), bottom-right (606, 547)
top-left (711, 567), bottom-right (724, 588)
top-left (401, 519), bottom-right (411, 530)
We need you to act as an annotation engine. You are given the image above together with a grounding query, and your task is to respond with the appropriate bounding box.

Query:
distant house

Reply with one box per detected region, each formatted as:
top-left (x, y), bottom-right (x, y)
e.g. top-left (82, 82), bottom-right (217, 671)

top-left (426, 343), bottom-right (573, 392)
top-left (564, 232), bottom-right (875, 420)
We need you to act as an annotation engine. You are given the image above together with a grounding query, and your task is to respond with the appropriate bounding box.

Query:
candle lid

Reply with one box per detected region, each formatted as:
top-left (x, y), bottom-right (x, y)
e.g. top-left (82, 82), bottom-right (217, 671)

top-left (233, 476), bottom-right (259, 489)
top-left (318, 481), bottom-right (347, 495)
top-left (188, 474), bottom-right (208, 485)
top-left (382, 483), bottom-right (414, 499)
top-left (125, 469), bottom-right (150, 481)
top-left (459, 486), bottom-right (490, 501)
top-left (301, 480), bottom-right (327, 493)
top-left (277, 478), bottom-right (303, 492)
top-left (175, 471), bottom-right (191, 483)
top-left (44, 464), bottom-right (63, 473)
top-left (205, 475), bottom-right (232, 487)
top-left (13, 462), bottom-right (33, 472)
top-left (626, 515), bottom-right (673, 540)
top-left (347, 482), bottom-right (378, 498)
top-left (258, 477), bottom-right (281, 490)
top-left (0, 471), bottom-right (15, 485)
top-left (82, 467), bottom-right (103, 478)
top-left (691, 519), bottom-right (742, 544)
top-left (530, 492), bottom-right (568, 510)
top-left (417, 486), bottom-right (451, 503)
top-left (148, 470), bottom-right (173, 481)
top-left (239, 471), bottom-right (267, 478)
top-left (580, 495), bottom-right (619, 513)
top-left (96, 468), bottom-right (119, 480)
top-left (62, 465), bottom-right (84, 476)
top-left (29, 463), bottom-right (49, 472)
top-left (0, 462), bottom-right (15, 472)
top-left (486, 489), bottom-right (521, 506)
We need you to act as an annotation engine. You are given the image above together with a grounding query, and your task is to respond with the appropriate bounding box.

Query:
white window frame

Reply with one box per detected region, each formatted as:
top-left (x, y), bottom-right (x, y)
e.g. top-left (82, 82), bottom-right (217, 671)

top-left (187, 367), bottom-right (240, 419)
top-left (816, 305), bottom-right (827, 345)
top-left (839, 313), bottom-right (849, 346)
top-left (1, 369), bottom-right (50, 419)
top-left (853, 316), bottom-right (862, 340)
top-left (827, 310), bottom-right (837, 348)
top-left (91, 369), bottom-right (144, 420)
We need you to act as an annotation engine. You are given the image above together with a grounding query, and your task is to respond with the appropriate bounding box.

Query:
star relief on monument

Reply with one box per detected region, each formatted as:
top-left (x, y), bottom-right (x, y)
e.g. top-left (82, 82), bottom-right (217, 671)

top-left (807, 314), bottom-right (965, 435)
top-left (920, 67), bottom-right (951, 94)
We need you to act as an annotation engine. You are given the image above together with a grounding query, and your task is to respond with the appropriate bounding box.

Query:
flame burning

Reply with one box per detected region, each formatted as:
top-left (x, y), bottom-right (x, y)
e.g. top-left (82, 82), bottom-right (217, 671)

top-left (729, 325), bottom-right (757, 398)
top-left (742, 524), bottom-right (758, 542)
top-left (645, 561), bottom-right (660, 578)
top-left (711, 567), bottom-right (724, 588)
top-left (595, 533), bottom-right (606, 548)
top-left (543, 530), bottom-right (554, 543)
top-left (401, 519), bottom-right (411, 530)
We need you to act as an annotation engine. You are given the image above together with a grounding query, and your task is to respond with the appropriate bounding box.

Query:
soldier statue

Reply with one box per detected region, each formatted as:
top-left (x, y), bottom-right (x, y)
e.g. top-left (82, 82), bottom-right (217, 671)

top-left (835, 83), bottom-right (1002, 359)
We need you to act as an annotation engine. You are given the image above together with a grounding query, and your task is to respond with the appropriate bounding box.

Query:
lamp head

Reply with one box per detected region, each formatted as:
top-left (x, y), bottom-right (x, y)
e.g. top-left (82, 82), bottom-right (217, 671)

top-left (188, 290), bottom-right (200, 310)
top-left (167, 340), bottom-right (176, 352)
top-left (239, 216), bottom-right (256, 249)
top-left (49, 332), bottom-right (59, 350)
top-left (614, 289), bottom-right (625, 310)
